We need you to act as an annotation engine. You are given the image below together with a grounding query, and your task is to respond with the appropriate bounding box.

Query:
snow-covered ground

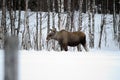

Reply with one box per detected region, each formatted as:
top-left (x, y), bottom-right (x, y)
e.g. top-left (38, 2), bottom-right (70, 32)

top-left (0, 49), bottom-right (120, 80)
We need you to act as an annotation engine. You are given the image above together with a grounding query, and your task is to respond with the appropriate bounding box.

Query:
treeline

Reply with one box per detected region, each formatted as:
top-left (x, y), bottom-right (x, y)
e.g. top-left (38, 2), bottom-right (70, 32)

top-left (0, 0), bottom-right (119, 14)
top-left (0, 0), bottom-right (120, 50)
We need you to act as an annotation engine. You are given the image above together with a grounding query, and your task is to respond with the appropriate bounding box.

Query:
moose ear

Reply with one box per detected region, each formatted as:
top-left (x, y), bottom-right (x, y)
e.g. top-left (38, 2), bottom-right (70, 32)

top-left (78, 27), bottom-right (82, 31)
top-left (49, 29), bottom-right (53, 32)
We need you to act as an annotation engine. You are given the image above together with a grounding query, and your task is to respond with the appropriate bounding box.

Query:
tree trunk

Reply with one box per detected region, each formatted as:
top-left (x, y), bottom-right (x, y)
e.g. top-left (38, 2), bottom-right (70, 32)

top-left (66, 0), bottom-right (71, 31)
top-left (78, 0), bottom-right (83, 30)
top-left (91, 0), bottom-right (95, 48)
top-left (113, 0), bottom-right (117, 39)
top-left (47, 0), bottom-right (50, 50)
top-left (4, 35), bottom-right (18, 80)
top-left (118, 10), bottom-right (120, 49)
top-left (57, 0), bottom-right (61, 30)
top-left (35, 1), bottom-right (39, 50)
top-left (0, 0), bottom-right (6, 49)
top-left (70, 0), bottom-right (75, 31)
top-left (61, 0), bottom-right (64, 12)
top-left (52, 0), bottom-right (55, 50)
top-left (39, 0), bottom-right (42, 50)
top-left (17, 0), bottom-right (21, 36)
top-left (98, 14), bottom-right (106, 48)
top-left (86, 0), bottom-right (88, 13)
top-left (22, 0), bottom-right (31, 50)
top-left (8, 0), bottom-right (15, 35)
top-left (13, 0), bottom-right (16, 35)
top-left (88, 0), bottom-right (92, 48)
top-left (35, 11), bottom-right (38, 50)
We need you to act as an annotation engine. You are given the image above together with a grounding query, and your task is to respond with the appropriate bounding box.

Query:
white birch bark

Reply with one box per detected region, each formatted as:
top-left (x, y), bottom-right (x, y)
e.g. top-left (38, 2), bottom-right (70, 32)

top-left (9, 0), bottom-right (15, 35)
top-left (57, 0), bottom-right (61, 30)
top-left (88, 0), bottom-right (92, 48)
top-left (98, 14), bottom-right (106, 48)
top-left (91, 0), bottom-right (95, 48)
top-left (66, 0), bottom-right (71, 31)
top-left (118, 9), bottom-right (120, 49)
top-left (47, 0), bottom-right (50, 50)
top-left (39, 0), bottom-right (42, 50)
top-left (52, 0), bottom-right (55, 50)
top-left (113, 0), bottom-right (117, 39)
top-left (78, 0), bottom-right (83, 30)
top-left (35, 5), bottom-right (39, 50)
top-left (17, 0), bottom-right (21, 36)
top-left (22, 0), bottom-right (31, 50)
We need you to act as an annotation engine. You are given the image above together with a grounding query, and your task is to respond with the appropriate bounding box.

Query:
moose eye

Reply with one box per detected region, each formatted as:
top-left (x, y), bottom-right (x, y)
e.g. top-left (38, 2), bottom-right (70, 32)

top-left (48, 34), bottom-right (52, 37)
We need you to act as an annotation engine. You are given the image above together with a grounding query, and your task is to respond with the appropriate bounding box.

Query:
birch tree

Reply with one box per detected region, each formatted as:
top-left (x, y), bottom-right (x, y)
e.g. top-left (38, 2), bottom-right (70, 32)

top-left (66, 0), bottom-right (71, 31)
top-left (98, 1), bottom-right (106, 48)
top-left (61, 0), bottom-right (64, 12)
top-left (70, 0), bottom-right (74, 31)
top-left (57, 0), bottom-right (61, 30)
top-left (47, 0), bottom-right (50, 50)
top-left (0, 0), bottom-right (6, 48)
top-left (118, 10), bottom-right (120, 49)
top-left (113, 0), bottom-right (117, 39)
top-left (91, 0), bottom-right (95, 48)
top-left (17, 0), bottom-right (21, 36)
top-left (22, 0), bottom-right (31, 50)
top-left (35, 0), bottom-right (39, 50)
top-left (86, 0), bottom-right (88, 13)
top-left (78, 0), bottom-right (83, 30)
top-left (39, 0), bottom-right (42, 50)
top-left (88, 0), bottom-right (92, 48)
top-left (98, 14), bottom-right (106, 48)
top-left (8, 0), bottom-right (15, 35)
top-left (52, 0), bottom-right (55, 50)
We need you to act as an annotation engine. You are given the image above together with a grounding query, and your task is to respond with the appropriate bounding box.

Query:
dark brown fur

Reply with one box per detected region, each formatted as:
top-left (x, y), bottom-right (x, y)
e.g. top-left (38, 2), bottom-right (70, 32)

top-left (46, 28), bottom-right (88, 51)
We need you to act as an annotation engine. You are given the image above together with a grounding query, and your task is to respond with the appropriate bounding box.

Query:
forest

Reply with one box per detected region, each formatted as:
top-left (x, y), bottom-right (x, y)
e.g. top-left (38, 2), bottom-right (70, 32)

top-left (0, 0), bottom-right (120, 50)
top-left (0, 0), bottom-right (119, 13)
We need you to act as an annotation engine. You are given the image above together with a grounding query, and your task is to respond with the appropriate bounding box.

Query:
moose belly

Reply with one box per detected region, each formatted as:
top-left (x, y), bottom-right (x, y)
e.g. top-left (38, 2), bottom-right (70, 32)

top-left (68, 41), bottom-right (80, 47)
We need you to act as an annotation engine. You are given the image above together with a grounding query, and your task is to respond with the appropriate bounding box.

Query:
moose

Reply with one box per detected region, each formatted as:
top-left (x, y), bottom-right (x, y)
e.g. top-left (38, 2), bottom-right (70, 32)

top-left (46, 28), bottom-right (88, 51)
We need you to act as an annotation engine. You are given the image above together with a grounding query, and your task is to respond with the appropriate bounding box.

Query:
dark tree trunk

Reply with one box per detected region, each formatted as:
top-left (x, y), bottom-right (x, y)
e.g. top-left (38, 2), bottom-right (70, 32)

top-left (8, 0), bottom-right (15, 35)
top-left (98, 14), bottom-right (106, 48)
top-left (4, 35), bottom-right (19, 80)
top-left (17, 0), bottom-right (21, 36)
top-left (39, 0), bottom-right (42, 50)
top-left (47, 0), bottom-right (50, 50)
top-left (65, 0), bottom-right (71, 31)
top-left (113, 0), bottom-right (117, 39)
top-left (0, 0), bottom-right (6, 48)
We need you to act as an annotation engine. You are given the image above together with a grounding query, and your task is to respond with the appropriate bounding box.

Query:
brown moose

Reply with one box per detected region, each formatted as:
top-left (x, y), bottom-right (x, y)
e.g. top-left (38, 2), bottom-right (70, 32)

top-left (46, 28), bottom-right (88, 51)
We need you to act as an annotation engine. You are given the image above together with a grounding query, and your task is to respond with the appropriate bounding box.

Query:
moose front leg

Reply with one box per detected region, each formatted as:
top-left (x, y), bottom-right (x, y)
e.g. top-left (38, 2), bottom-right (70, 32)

top-left (60, 44), bottom-right (63, 51)
top-left (63, 43), bottom-right (68, 51)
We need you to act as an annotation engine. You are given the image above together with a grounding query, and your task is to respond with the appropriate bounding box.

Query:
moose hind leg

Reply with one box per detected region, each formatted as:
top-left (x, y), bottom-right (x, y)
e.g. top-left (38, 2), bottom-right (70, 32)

top-left (77, 44), bottom-right (82, 51)
top-left (82, 43), bottom-right (88, 51)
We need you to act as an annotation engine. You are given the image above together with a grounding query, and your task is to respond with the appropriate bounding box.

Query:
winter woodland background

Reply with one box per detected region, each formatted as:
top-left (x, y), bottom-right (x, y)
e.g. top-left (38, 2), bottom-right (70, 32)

top-left (0, 0), bottom-right (120, 50)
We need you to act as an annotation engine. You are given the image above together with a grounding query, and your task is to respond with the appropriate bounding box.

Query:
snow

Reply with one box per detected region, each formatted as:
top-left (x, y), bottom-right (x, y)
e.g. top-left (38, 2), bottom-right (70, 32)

top-left (0, 50), bottom-right (120, 80)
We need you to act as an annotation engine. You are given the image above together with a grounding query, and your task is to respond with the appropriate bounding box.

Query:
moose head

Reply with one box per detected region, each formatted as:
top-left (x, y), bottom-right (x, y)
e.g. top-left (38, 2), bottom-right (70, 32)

top-left (46, 28), bottom-right (57, 41)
